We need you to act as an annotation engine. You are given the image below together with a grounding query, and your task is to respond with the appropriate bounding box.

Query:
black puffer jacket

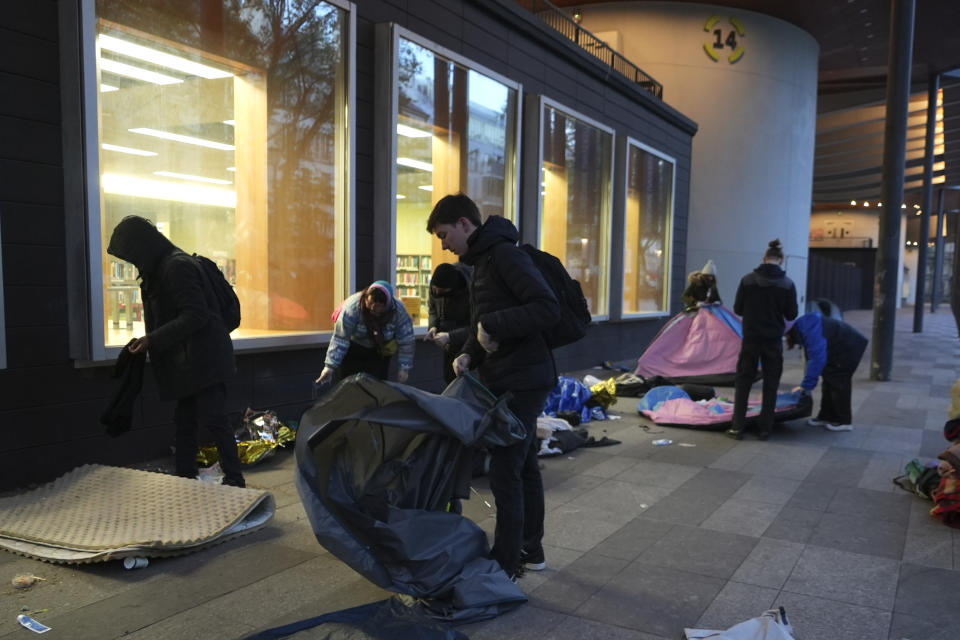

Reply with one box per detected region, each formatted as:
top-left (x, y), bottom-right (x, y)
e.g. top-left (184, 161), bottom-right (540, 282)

top-left (460, 216), bottom-right (560, 394)
top-left (107, 216), bottom-right (235, 401)
top-left (733, 263), bottom-right (798, 341)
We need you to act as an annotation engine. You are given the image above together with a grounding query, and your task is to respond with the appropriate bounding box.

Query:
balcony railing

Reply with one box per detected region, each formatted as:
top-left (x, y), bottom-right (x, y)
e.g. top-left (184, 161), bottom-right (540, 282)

top-left (516, 0), bottom-right (663, 99)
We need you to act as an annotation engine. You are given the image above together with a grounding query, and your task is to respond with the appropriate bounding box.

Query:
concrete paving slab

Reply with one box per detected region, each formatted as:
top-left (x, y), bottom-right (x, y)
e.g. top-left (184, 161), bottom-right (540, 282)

top-left (772, 592), bottom-right (891, 640)
top-left (783, 545), bottom-right (900, 609)
top-left (731, 536), bottom-right (805, 589)
top-left (635, 524), bottom-right (757, 580)
top-left (576, 562), bottom-right (725, 638)
top-left (694, 580), bottom-right (778, 631)
top-left (527, 551), bottom-right (627, 614)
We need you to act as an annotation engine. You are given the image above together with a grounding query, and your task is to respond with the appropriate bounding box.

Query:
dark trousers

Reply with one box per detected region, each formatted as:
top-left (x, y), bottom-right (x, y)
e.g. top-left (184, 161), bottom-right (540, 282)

top-left (173, 382), bottom-right (244, 486)
top-left (487, 387), bottom-right (550, 576)
top-left (732, 339), bottom-right (783, 434)
top-left (340, 342), bottom-right (390, 380)
top-left (817, 374), bottom-right (854, 425)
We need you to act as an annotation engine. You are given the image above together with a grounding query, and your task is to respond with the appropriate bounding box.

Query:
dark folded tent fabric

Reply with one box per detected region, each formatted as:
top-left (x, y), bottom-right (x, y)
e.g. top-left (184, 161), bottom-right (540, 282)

top-left (293, 373), bottom-right (528, 626)
top-left (100, 340), bottom-right (146, 437)
top-left (243, 597), bottom-right (468, 640)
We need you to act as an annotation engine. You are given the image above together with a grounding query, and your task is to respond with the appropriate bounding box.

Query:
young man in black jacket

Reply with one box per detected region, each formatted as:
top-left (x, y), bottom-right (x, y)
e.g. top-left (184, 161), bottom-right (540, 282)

top-left (107, 216), bottom-right (245, 487)
top-left (727, 239), bottom-right (798, 440)
top-left (427, 194), bottom-right (560, 580)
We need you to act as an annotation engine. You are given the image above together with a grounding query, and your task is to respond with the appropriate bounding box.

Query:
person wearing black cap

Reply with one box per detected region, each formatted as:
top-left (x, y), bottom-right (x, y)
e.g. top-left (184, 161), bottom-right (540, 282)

top-left (426, 262), bottom-right (472, 384)
top-left (106, 216), bottom-right (245, 487)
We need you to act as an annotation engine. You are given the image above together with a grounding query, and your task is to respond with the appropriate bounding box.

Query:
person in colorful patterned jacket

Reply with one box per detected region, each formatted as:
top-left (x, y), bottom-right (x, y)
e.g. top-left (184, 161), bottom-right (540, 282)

top-left (315, 281), bottom-right (415, 385)
top-left (785, 311), bottom-right (868, 432)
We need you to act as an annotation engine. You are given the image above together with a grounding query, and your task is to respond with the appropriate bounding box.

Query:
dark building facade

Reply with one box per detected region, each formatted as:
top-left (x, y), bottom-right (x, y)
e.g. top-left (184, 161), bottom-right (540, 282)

top-left (0, 0), bottom-right (695, 490)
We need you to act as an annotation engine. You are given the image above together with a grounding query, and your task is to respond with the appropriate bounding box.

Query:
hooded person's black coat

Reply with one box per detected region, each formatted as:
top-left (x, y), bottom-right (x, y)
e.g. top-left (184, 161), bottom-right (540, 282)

top-left (107, 216), bottom-right (236, 401)
top-left (458, 216), bottom-right (560, 394)
top-left (733, 263), bottom-right (798, 341)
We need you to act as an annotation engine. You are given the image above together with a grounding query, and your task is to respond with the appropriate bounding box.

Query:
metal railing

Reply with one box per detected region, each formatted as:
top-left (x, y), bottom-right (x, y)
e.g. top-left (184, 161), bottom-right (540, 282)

top-left (516, 0), bottom-right (663, 99)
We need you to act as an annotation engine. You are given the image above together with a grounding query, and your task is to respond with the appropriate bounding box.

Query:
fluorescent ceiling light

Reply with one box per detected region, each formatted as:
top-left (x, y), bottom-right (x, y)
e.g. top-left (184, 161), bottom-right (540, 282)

top-left (396, 194), bottom-right (406, 199)
top-left (101, 83), bottom-right (119, 93)
top-left (100, 58), bottom-right (182, 85)
top-left (129, 127), bottom-right (235, 150)
top-left (99, 33), bottom-right (232, 79)
top-left (154, 170), bottom-right (232, 185)
top-left (226, 167), bottom-right (236, 172)
top-left (223, 120), bottom-right (236, 126)
top-left (102, 143), bottom-right (157, 157)
top-left (397, 157), bottom-right (434, 172)
top-left (103, 173), bottom-right (236, 208)
top-left (418, 185), bottom-right (434, 192)
top-left (396, 124), bottom-right (431, 138)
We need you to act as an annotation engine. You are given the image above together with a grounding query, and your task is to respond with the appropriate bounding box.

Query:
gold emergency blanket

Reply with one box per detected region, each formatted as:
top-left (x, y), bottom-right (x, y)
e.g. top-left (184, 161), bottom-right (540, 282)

top-left (0, 464), bottom-right (274, 564)
top-left (589, 377), bottom-right (618, 409)
top-left (198, 425), bottom-right (296, 466)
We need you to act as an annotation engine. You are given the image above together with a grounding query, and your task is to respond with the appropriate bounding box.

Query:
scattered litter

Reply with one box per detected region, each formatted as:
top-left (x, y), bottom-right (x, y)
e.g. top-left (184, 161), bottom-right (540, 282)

top-left (678, 442), bottom-right (697, 447)
top-left (122, 557), bottom-right (149, 570)
top-left (197, 462), bottom-right (224, 484)
top-left (652, 439), bottom-right (673, 446)
top-left (582, 374), bottom-right (602, 386)
top-left (470, 487), bottom-right (492, 510)
top-left (639, 504), bottom-right (648, 509)
top-left (607, 414), bottom-right (622, 420)
top-left (12, 575), bottom-right (45, 590)
top-left (17, 614), bottom-right (50, 634)
top-left (567, 456), bottom-right (575, 460)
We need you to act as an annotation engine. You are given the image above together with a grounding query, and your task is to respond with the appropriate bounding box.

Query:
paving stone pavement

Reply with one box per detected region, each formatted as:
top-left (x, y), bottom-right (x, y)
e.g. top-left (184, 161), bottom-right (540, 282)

top-left (2, 308), bottom-right (959, 640)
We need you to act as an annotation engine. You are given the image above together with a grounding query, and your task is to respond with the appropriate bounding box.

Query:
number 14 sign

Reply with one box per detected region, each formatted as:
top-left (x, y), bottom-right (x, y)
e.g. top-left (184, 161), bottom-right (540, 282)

top-left (703, 15), bottom-right (745, 64)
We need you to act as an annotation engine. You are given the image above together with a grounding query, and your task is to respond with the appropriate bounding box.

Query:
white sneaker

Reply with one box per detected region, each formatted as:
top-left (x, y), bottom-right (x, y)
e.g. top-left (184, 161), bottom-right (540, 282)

top-left (807, 418), bottom-right (828, 427)
top-left (825, 423), bottom-right (853, 432)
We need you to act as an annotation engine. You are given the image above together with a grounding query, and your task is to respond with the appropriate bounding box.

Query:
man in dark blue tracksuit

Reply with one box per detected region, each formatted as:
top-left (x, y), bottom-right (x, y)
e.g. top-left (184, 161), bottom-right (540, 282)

top-left (727, 239), bottom-right (798, 440)
top-left (786, 311), bottom-right (868, 431)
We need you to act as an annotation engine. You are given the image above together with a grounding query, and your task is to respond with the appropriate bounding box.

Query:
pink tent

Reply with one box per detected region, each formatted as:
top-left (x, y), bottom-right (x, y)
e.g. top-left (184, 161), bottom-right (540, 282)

top-left (635, 305), bottom-right (745, 386)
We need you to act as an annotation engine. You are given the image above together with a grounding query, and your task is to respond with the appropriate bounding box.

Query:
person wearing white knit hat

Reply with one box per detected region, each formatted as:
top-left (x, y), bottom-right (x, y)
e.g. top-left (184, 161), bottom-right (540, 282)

top-left (682, 259), bottom-right (721, 310)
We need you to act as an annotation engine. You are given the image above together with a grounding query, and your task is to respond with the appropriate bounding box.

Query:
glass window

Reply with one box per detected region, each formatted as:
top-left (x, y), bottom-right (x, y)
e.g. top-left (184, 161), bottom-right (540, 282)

top-left (539, 103), bottom-right (613, 317)
top-left (0, 222), bottom-right (5, 369)
top-left (623, 141), bottom-right (675, 315)
top-left (92, 0), bottom-right (351, 350)
top-left (393, 35), bottom-right (518, 327)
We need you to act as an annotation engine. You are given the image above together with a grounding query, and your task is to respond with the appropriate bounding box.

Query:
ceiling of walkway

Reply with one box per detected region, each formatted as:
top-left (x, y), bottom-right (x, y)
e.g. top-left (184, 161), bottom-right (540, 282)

top-left (544, 0), bottom-right (960, 210)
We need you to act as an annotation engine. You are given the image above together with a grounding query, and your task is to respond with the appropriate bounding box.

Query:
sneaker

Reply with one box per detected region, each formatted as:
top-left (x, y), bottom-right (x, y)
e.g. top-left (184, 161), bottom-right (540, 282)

top-left (725, 428), bottom-right (744, 440)
top-left (825, 423), bottom-right (853, 432)
top-left (521, 548), bottom-right (547, 571)
top-left (506, 565), bottom-right (525, 582)
top-left (807, 418), bottom-right (828, 427)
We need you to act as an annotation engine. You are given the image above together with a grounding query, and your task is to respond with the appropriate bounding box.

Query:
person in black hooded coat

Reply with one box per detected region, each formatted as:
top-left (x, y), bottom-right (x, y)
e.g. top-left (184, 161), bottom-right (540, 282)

top-left (426, 261), bottom-right (472, 384)
top-left (727, 239), bottom-right (798, 440)
top-left (107, 216), bottom-right (244, 487)
top-left (427, 194), bottom-right (560, 580)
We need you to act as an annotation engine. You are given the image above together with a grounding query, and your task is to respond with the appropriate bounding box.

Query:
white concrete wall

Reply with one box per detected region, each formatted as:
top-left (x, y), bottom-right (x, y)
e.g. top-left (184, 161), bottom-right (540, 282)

top-left (577, 2), bottom-right (818, 306)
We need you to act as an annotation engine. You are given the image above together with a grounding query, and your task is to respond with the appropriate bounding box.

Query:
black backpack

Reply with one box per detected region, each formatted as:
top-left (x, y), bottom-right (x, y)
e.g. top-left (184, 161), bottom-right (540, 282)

top-left (193, 254), bottom-right (241, 331)
top-left (520, 244), bottom-right (591, 349)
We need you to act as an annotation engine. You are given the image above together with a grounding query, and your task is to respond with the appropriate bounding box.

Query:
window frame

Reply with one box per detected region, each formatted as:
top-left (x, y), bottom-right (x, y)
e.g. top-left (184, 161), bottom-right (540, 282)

top-left (534, 95), bottom-right (615, 322)
top-left (373, 24), bottom-right (522, 333)
top-left (618, 136), bottom-right (676, 320)
top-left (68, 0), bottom-right (357, 363)
top-left (0, 221), bottom-right (6, 369)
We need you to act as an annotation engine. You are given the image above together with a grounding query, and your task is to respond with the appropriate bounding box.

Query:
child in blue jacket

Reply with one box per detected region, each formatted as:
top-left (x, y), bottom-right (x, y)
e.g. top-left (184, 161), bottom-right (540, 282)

top-left (786, 312), bottom-right (868, 431)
